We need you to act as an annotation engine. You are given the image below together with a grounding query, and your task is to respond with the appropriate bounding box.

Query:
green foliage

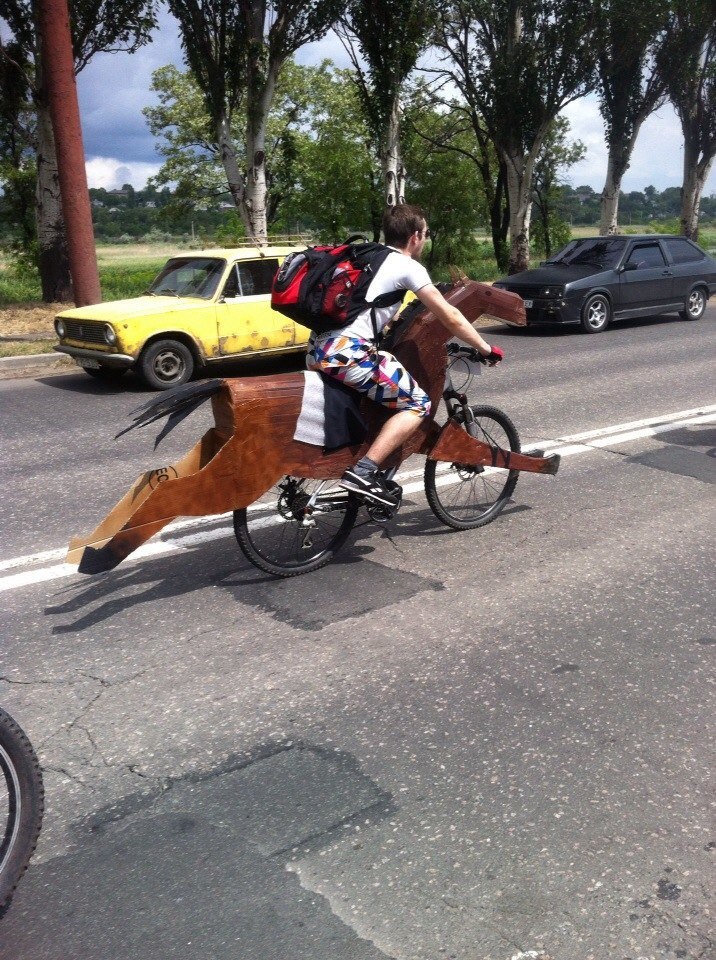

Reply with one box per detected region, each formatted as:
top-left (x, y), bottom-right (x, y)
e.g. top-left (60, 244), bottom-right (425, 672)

top-left (532, 117), bottom-right (585, 256)
top-left (277, 63), bottom-right (380, 239)
top-left (532, 213), bottom-right (571, 255)
top-left (594, 0), bottom-right (672, 170)
top-left (651, 218), bottom-right (681, 234)
top-left (340, 0), bottom-right (437, 144)
top-left (403, 97), bottom-right (489, 269)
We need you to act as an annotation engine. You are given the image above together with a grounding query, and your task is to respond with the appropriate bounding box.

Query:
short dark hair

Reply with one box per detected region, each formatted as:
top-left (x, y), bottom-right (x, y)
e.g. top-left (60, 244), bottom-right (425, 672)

top-left (383, 204), bottom-right (427, 247)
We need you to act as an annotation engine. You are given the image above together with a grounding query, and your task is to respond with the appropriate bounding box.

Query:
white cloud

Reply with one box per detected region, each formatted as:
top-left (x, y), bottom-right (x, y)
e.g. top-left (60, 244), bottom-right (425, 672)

top-left (560, 95), bottom-right (713, 194)
top-left (85, 157), bottom-right (161, 189)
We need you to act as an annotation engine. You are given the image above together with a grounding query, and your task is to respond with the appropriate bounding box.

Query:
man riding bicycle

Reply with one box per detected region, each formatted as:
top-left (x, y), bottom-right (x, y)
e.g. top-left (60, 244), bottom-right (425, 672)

top-left (307, 204), bottom-right (504, 507)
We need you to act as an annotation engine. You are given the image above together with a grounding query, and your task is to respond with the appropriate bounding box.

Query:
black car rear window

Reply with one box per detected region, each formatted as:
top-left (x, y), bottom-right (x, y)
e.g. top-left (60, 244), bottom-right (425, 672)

top-left (548, 237), bottom-right (627, 269)
top-left (663, 238), bottom-right (706, 264)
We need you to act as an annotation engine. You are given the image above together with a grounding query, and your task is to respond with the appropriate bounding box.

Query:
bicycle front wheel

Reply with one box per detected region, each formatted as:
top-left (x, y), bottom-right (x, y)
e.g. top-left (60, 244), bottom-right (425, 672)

top-left (424, 405), bottom-right (520, 530)
top-left (233, 477), bottom-right (359, 577)
top-left (0, 708), bottom-right (44, 913)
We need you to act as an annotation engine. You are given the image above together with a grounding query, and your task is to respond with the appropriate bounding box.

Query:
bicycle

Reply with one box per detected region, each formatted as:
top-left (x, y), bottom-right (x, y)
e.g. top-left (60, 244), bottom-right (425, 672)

top-left (70, 277), bottom-right (559, 578)
top-left (0, 707), bottom-right (44, 914)
top-left (233, 344), bottom-right (531, 577)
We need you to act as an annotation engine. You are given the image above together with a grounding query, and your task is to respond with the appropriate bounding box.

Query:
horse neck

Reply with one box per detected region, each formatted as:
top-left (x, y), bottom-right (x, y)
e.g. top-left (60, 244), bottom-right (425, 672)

top-left (391, 285), bottom-right (457, 406)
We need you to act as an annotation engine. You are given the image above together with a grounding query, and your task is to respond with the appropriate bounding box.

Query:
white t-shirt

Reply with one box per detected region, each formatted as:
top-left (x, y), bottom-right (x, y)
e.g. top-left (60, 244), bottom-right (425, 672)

top-left (317, 248), bottom-right (432, 342)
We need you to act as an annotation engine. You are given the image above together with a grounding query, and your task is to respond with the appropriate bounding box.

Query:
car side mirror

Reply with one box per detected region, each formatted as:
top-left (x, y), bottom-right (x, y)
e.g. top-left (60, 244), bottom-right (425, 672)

top-left (621, 262), bottom-right (639, 272)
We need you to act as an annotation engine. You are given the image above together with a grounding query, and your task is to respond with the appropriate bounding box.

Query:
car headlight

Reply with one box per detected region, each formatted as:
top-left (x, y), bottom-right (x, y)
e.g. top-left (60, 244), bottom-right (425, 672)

top-left (540, 286), bottom-right (564, 298)
top-left (104, 324), bottom-right (117, 345)
top-left (55, 318), bottom-right (66, 338)
top-left (492, 282), bottom-right (506, 290)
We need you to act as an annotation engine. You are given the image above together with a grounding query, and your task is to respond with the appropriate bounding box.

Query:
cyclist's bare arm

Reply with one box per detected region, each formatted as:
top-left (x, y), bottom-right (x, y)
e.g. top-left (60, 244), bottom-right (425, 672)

top-left (416, 283), bottom-right (495, 357)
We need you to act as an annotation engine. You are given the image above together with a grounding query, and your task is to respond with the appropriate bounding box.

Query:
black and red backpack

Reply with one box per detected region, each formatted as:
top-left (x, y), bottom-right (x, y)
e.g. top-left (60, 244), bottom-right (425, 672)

top-left (271, 236), bottom-right (406, 339)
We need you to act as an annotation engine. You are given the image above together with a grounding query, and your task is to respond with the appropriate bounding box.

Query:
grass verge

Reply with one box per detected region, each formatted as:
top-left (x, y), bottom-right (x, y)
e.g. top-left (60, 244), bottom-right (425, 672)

top-left (0, 338), bottom-right (56, 357)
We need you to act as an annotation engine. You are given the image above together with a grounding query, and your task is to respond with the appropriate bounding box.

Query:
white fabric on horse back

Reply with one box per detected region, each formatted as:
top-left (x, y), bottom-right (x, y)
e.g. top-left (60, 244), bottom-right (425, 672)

top-left (294, 370), bottom-right (327, 447)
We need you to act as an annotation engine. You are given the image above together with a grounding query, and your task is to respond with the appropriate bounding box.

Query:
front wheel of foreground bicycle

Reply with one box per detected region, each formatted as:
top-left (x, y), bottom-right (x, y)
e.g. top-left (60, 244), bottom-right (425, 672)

top-left (233, 477), bottom-right (360, 577)
top-left (0, 707), bottom-right (44, 914)
top-left (424, 405), bottom-right (521, 530)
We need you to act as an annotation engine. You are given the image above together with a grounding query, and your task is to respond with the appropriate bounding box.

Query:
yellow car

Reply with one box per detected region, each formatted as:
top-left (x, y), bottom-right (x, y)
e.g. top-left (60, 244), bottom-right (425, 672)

top-left (53, 244), bottom-right (309, 389)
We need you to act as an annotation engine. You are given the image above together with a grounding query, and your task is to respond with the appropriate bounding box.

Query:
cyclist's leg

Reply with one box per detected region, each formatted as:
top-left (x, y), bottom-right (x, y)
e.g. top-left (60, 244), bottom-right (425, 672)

top-left (310, 340), bottom-right (430, 503)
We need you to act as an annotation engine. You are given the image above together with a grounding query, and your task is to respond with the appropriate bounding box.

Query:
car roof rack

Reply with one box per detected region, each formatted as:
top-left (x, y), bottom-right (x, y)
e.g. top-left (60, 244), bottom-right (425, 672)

top-left (229, 234), bottom-right (311, 251)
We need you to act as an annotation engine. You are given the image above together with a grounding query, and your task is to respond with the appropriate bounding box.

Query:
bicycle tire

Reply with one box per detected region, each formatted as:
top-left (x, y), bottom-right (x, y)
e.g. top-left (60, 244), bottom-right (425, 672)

top-left (0, 707), bottom-right (44, 913)
top-left (424, 405), bottom-right (521, 530)
top-left (233, 477), bottom-right (360, 577)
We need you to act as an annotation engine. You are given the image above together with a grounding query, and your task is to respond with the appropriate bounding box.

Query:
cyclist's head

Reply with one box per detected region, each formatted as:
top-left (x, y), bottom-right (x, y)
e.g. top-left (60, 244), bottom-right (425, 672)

top-left (383, 204), bottom-right (428, 248)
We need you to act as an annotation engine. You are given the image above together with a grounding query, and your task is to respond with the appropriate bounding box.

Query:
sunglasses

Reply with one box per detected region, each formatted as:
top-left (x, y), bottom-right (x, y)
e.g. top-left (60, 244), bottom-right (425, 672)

top-left (419, 228), bottom-right (431, 239)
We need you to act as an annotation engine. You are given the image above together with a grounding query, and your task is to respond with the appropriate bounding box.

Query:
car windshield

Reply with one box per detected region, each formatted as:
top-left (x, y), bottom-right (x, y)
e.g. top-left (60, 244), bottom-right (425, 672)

top-left (148, 257), bottom-right (226, 299)
top-left (547, 238), bottom-right (627, 269)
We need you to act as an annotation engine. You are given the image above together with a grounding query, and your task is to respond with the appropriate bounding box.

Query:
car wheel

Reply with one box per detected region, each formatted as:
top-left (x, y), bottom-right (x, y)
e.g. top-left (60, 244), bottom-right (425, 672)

top-left (679, 286), bottom-right (707, 321)
top-left (581, 293), bottom-right (611, 334)
top-left (84, 367), bottom-right (126, 382)
top-left (139, 339), bottom-right (195, 390)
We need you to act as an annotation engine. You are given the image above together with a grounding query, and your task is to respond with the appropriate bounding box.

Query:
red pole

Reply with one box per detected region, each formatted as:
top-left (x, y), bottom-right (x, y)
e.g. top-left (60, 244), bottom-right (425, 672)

top-left (36, 0), bottom-right (102, 306)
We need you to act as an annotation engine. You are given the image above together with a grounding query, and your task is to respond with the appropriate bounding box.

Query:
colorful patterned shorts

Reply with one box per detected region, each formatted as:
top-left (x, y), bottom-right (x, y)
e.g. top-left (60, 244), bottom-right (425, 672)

top-left (307, 335), bottom-right (431, 417)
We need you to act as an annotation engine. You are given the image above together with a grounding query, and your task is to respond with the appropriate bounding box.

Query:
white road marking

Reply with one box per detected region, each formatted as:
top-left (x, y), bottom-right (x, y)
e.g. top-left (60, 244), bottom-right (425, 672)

top-left (1, 405), bottom-right (714, 594)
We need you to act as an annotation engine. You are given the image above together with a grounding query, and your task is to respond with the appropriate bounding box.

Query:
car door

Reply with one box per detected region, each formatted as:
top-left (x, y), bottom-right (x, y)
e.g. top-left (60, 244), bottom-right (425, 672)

top-left (215, 257), bottom-right (296, 355)
top-left (618, 241), bottom-right (673, 311)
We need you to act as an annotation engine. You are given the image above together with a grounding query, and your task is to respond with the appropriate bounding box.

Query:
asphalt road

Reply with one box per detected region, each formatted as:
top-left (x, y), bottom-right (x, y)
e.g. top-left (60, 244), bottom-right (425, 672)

top-left (0, 308), bottom-right (714, 960)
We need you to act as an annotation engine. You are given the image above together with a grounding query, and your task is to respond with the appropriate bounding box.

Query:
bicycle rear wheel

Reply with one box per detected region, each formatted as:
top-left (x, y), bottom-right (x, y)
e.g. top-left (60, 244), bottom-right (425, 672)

top-left (233, 477), bottom-right (359, 577)
top-left (424, 404), bottom-right (520, 530)
top-left (0, 708), bottom-right (44, 913)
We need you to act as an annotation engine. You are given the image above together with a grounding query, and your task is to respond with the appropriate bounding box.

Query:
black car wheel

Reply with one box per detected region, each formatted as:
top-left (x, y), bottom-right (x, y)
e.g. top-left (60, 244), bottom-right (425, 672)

top-left (680, 286), bottom-right (707, 321)
top-left (139, 339), bottom-right (195, 390)
top-left (581, 293), bottom-right (611, 334)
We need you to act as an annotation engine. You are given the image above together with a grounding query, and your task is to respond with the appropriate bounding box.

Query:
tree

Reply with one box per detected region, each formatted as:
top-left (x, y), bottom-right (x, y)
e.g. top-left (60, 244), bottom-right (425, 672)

top-left (531, 117), bottom-right (585, 257)
top-left (0, 1), bottom-right (158, 300)
top-left (144, 60), bottom-right (344, 235)
top-left (277, 63), bottom-right (381, 240)
top-left (435, 1), bottom-right (597, 274)
top-left (168, 0), bottom-right (340, 243)
top-left (594, 0), bottom-right (672, 235)
top-left (658, 2), bottom-right (716, 241)
top-left (408, 84), bottom-right (510, 271)
top-left (336, 0), bottom-right (437, 207)
top-left (403, 96), bottom-right (490, 272)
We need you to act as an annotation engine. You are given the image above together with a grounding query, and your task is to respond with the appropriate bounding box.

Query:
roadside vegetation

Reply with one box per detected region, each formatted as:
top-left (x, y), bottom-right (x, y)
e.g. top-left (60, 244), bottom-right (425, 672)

top-left (2, 1), bottom-right (714, 306)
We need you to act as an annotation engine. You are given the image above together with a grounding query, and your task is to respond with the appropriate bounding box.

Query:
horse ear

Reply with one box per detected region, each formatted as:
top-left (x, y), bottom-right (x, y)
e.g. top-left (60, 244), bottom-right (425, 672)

top-left (448, 265), bottom-right (468, 285)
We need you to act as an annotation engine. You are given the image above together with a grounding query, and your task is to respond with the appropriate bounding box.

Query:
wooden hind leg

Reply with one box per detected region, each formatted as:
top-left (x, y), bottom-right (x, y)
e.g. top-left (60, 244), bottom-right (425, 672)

top-left (68, 428), bottom-right (281, 574)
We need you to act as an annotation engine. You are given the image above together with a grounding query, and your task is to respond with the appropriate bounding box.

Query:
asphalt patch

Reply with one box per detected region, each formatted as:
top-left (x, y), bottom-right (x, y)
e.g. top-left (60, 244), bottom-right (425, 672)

top-left (237, 558), bottom-right (445, 632)
top-left (0, 744), bottom-right (395, 960)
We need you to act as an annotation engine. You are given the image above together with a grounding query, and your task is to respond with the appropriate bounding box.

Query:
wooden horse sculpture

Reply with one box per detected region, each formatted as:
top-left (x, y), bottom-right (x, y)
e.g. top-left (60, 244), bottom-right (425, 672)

top-left (68, 278), bottom-right (558, 575)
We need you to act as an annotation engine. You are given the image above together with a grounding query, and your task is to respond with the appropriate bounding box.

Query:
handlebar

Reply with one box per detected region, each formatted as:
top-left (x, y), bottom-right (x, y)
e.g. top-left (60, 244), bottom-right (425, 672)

top-left (446, 342), bottom-right (488, 364)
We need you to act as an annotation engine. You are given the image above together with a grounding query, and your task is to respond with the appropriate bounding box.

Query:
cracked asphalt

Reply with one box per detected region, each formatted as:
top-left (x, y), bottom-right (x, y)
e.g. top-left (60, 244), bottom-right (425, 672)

top-left (0, 309), bottom-right (714, 960)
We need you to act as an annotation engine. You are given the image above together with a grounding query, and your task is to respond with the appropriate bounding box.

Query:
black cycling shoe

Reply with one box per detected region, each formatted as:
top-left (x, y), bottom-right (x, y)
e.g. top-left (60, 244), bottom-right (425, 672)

top-left (339, 468), bottom-right (400, 507)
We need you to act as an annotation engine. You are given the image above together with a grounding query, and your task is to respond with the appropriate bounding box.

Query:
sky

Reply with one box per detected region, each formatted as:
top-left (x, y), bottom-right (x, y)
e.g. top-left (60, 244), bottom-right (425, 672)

top-left (76, 7), bottom-right (715, 198)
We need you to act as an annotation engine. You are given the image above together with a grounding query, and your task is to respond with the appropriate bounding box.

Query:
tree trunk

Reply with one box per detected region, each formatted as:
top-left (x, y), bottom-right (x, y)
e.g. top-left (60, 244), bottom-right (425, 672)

top-left (489, 161), bottom-right (510, 273)
top-left (680, 136), bottom-right (714, 241)
top-left (243, 66), bottom-right (277, 245)
top-left (599, 151), bottom-right (622, 236)
top-left (504, 149), bottom-right (533, 275)
top-left (599, 121), bottom-right (644, 235)
top-left (35, 98), bottom-right (72, 302)
top-left (383, 95), bottom-right (405, 206)
top-left (216, 114), bottom-right (249, 233)
top-left (468, 112), bottom-right (509, 272)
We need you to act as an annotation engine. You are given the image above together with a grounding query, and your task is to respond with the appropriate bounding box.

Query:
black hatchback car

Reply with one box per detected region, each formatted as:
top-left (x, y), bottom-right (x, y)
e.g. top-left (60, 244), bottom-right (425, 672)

top-left (492, 234), bottom-right (716, 333)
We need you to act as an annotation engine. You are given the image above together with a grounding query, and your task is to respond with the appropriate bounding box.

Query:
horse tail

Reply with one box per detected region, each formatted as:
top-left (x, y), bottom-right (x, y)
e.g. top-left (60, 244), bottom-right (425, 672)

top-left (115, 379), bottom-right (224, 448)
